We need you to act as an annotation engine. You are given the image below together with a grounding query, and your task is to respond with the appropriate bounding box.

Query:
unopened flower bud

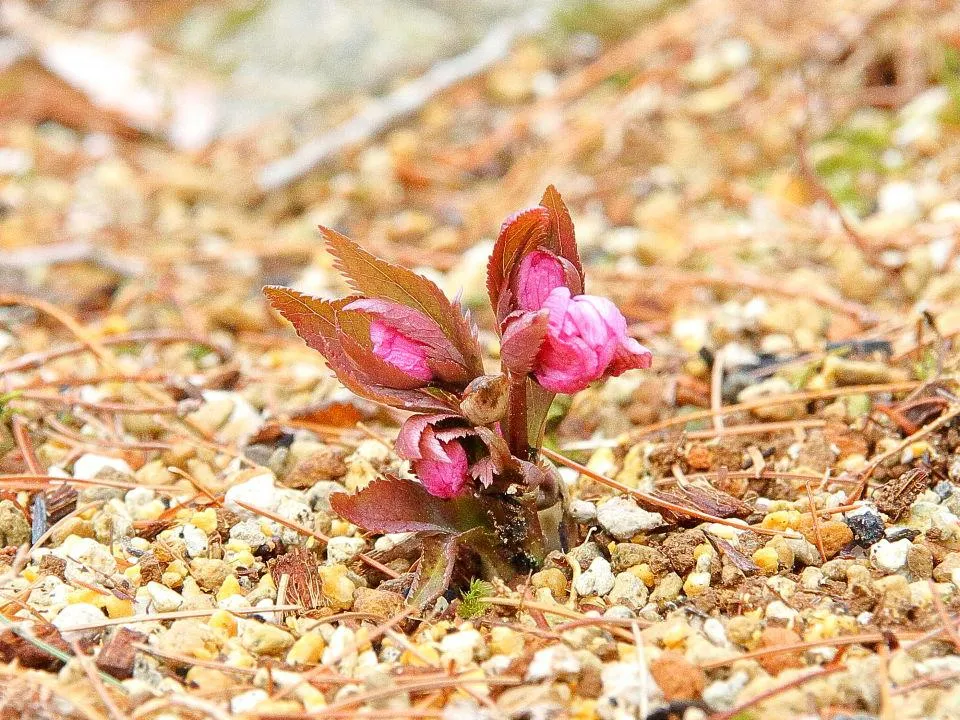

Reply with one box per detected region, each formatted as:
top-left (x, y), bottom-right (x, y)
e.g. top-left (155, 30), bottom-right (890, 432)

top-left (459, 374), bottom-right (509, 426)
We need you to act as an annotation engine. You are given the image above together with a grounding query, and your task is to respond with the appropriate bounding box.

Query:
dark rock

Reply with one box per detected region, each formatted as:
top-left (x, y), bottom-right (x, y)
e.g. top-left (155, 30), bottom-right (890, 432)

top-left (845, 511), bottom-right (885, 547)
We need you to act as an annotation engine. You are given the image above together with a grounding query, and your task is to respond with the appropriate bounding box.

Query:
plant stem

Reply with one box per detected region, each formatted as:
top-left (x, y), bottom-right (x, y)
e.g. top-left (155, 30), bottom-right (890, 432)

top-left (506, 373), bottom-right (529, 459)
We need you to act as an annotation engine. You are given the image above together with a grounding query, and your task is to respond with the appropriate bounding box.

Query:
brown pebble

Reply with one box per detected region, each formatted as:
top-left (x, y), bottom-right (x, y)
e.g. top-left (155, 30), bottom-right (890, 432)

top-left (138, 553), bottom-right (163, 584)
top-left (352, 587), bottom-right (405, 619)
top-left (874, 468), bottom-right (930, 520)
top-left (649, 651), bottom-right (706, 700)
top-left (0, 623), bottom-right (70, 670)
top-left (662, 529), bottom-right (707, 574)
top-left (686, 443), bottom-right (714, 471)
top-left (38, 554), bottom-right (67, 581)
top-left (906, 543), bottom-right (934, 579)
top-left (531, 567), bottom-right (568, 598)
top-left (798, 518), bottom-right (853, 559)
top-left (756, 627), bottom-right (804, 675)
top-left (96, 627), bottom-right (147, 679)
top-left (284, 446), bottom-right (348, 487)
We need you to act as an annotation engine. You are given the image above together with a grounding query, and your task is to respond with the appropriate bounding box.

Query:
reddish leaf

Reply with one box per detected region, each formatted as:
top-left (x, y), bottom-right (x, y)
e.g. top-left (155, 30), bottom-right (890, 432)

top-left (487, 207), bottom-right (550, 321)
top-left (265, 286), bottom-right (457, 413)
top-left (539, 185), bottom-right (583, 288)
top-left (395, 413), bottom-right (460, 460)
top-left (322, 227), bottom-right (483, 376)
top-left (409, 534), bottom-right (459, 608)
top-left (263, 285), bottom-right (349, 356)
top-left (470, 457), bottom-right (496, 488)
top-left (474, 426), bottom-right (513, 472)
top-left (654, 483), bottom-right (752, 519)
top-left (708, 535), bottom-right (760, 576)
top-left (330, 476), bottom-right (486, 535)
top-left (500, 310), bottom-right (549, 376)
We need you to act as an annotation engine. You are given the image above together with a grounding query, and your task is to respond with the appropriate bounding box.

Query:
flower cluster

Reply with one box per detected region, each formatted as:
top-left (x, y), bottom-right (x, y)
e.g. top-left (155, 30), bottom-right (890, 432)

top-left (266, 186), bottom-right (651, 502)
top-left (265, 186), bottom-right (653, 593)
top-left (510, 249), bottom-right (651, 393)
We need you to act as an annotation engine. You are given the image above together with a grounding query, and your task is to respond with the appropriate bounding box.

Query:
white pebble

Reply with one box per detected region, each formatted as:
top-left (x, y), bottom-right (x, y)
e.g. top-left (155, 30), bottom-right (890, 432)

top-left (145, 581), bottom-right (184, 612)
top-left (526, 644), bottom-right (581, 681)
top-left (72, 453), bottom-right (132, 480)
top-left (573, 557), bottom-right (615, 597)
top-left (53, 603), bottom-right (106, 642)
top-left (597, 497), bottom-right (664, 540)
top-left (870, 538), bottom-right (912, 573)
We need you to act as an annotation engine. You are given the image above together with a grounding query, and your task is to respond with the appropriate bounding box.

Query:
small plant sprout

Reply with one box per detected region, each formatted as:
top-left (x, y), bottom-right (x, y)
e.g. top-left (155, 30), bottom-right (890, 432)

top-left (264, 185), bottom-right (652, 605)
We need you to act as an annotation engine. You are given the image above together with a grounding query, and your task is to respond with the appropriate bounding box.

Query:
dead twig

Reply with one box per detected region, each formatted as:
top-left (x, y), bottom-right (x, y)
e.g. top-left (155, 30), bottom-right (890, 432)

top-left (258, 9), bottom-right (546, 191)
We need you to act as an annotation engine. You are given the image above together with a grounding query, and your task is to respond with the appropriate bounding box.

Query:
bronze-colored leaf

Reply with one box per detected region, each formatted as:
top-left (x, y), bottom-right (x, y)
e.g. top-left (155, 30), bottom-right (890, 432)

top-left (487, 207), bottom-right (550, 320)
top-left (500, 310), bottom-right (549, 376)
top-left (677, 482), bottom-right (753, 519)
top-left (265, 286), bottom-right (457, 412)
top-left (322, 226), bottom-right (483, 376)
top-left (408, 534), bottom-right (459, 608)
top-left (707, 535), bottom-right (760, 576)
top-left (330, 476), bottom-right (486, 535)
top-left (539, 185), bottom-right (583, 289)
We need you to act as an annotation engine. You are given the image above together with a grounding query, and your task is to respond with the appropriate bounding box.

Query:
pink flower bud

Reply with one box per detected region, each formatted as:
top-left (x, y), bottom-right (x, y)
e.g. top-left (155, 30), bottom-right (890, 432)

top-left (413, 439), bottom-right (471, 498)
top-left (516, 250), bottom-right (565, 311)
top-left (532, 287), bottom-right (652, 393)
top-left (370, 319), bottom-right (433, 382)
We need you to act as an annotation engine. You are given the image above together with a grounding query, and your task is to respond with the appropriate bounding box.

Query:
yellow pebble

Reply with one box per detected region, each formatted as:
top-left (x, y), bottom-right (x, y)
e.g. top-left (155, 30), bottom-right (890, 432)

top-left (217, 575), bottom-right (243, 602)
top-left (571, 699), bottom-right (598, 720)
top-left (67, 588), bottom-right (104, 606)
top-left (662, 621), bottom-right (689, 649)
top-left (490, 626), bottom-right (524, 656)
top-left (103, 595), bottom-right (134, 619)
top-left (255, 574), bottom-right (276, 593)
top-left (224, 538), bottom-right (249, 553)
top-left (761, 510), bottom-right (802, 531)
top-left (163, 559), bottom-right (189, 587)
top-left (629, 563), bottom-right (655, 588)
top-left (209, 609), bottom-right (237, 637)
top-left (752, 547), bottom-right (780, 575)
top-left (225, 647), bottom-right (256, 669)
top-left (133, 499), bottom-right (166, 521)
top-left (403, 643), bottom-right (441, 667)
top-left (21, 566), bottom-right (38, 582)
top-left (683, 571), bottom-right (711, 597)
top-left (286, 632), bottom-right (325, 665)
top-left (190, 508), bottom-right (218, 534)
top-left (329, 519), bottom-right (351, 537)
top-left (296, 685), bottom-right (327, 712)
top-left (693, 543), bottom-right (712, 560)
top-left (124, 565), bottom-right (142, 586)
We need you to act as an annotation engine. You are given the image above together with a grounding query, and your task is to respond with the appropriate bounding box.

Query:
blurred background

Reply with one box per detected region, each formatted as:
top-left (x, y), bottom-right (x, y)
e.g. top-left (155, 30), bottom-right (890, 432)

top-left (1, 0), bottom-right (959, 438)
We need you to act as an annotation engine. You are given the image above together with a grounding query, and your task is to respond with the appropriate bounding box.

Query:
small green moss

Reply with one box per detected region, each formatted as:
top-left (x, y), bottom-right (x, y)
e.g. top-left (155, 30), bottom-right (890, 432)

top-left (457, 578), bottom-right (495, 619)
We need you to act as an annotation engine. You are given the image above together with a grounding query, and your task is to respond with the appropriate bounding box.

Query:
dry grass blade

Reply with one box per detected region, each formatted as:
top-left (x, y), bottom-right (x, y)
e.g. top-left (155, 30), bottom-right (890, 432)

top-left (541, 447), bottom-right (784, 535)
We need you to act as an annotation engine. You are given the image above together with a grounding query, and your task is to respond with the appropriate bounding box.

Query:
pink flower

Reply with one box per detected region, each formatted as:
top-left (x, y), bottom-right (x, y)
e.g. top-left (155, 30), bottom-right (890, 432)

top-left (413, 439), bottom-right (471, 498)
top-left (532, 287), bottom-right (652, 393)
top-left (370, 319), bottom-right (433, 382)
top-left (516, 250), bottom-right (565, 311)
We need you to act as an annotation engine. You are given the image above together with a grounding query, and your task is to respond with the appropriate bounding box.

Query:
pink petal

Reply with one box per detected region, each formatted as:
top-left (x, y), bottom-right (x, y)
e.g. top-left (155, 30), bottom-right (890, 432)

top-left (516, 250), bottom-right (566, 311)
top-left (531, 287), bottom-right (651, 393)
top-left (370, 319), bottom-right (433, 382)
top-left (414, 439), bottom-right (471, 499)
